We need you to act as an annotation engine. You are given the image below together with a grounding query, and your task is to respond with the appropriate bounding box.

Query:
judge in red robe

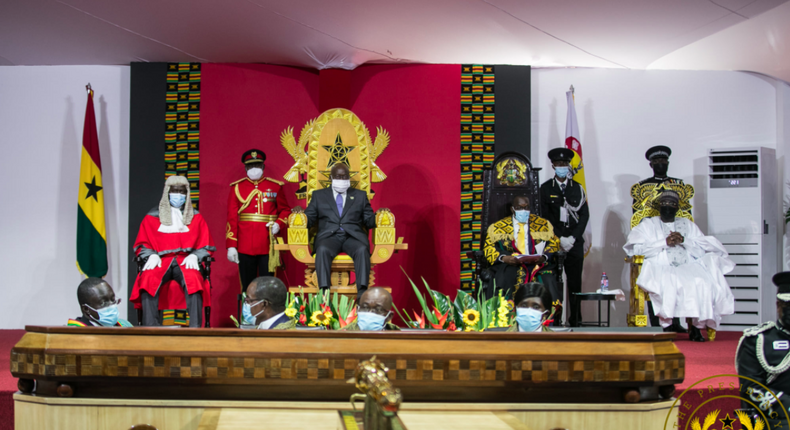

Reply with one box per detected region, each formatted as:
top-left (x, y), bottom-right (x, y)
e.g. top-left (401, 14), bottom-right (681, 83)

top-left (130, 176), bottom-right (215, 327)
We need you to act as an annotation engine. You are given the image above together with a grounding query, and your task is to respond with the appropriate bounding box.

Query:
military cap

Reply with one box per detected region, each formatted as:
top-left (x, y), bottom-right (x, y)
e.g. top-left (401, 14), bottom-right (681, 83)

top-left (645, 145), bottom-right (672, 161)
top-left (548, 148), bottom-right (575, 162)
top-left (774, 272), bottom-right (790, 301)
top-left (241, 149), bottom-right (266, 164)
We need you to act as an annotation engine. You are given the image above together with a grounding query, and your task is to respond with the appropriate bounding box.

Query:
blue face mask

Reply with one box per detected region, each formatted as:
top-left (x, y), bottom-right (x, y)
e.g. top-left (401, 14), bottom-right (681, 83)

top-left (357, 311), bottom-right (389, 331)
top-left (88, 304), bottom-right (119, 327)
top-left (516, 308), bottom-right (545, 332)
top-left (554, 166), bottom-right (571, 179)
top-left (513, 210), bottom-right (530, 224)
top-left (169, 193), bottom-right (187, 208)
top-left (242, 300), bottom-right (264, 325)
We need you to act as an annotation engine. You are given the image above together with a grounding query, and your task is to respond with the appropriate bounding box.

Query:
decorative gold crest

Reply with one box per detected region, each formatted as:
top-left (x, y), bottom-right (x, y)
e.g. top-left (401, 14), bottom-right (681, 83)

top-left (495, 158), bottom-right (527, 186)
top-left (251, 151), bottom-right (257, 158)
top-left (630, 182), bottom-right (694, 228)
top-left (280, 109), bottom-right (391, 203)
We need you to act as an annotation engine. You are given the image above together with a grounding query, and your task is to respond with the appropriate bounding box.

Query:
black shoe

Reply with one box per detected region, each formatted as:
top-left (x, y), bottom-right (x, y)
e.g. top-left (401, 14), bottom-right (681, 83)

top-left (671, 318), bottom-right (688, 333)
top-left (663, 326), bottom-right (675, 333)
top-left (688, 326), bottom-right (706, 342)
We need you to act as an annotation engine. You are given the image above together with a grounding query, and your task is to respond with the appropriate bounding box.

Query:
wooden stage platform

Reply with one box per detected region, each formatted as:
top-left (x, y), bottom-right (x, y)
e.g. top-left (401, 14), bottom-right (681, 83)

top-left (10, 326), bottom-right (684, 429)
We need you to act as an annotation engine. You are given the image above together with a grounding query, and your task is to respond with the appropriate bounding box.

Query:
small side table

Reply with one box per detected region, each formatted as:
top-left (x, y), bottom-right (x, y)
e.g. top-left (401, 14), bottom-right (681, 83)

top-left (572, 292), bottom-right (617, 327)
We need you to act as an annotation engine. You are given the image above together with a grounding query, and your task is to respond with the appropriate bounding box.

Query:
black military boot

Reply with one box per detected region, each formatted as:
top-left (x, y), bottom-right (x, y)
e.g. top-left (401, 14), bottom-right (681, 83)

top-left (688, 325), bottom-right (706, 342)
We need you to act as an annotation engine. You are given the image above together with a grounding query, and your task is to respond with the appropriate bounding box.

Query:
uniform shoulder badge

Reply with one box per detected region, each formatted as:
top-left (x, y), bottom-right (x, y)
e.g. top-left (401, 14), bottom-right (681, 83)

top-left (230, 178), bottom-right (247, 186)
top-left (264, 177), bottom-right (284, 186)
top-left (743, 320), bottom-right (776, 337)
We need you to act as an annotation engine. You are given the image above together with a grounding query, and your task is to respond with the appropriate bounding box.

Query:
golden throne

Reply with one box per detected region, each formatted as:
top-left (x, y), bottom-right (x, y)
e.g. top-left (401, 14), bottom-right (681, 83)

top-left (627, 182), bottom-right (694, 327)
top-left (274, 108), bottom-right (408, 296)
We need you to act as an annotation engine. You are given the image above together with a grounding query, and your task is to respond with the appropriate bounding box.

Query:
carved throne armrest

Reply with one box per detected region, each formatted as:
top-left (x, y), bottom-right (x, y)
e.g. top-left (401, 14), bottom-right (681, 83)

top-left (371, 209), bottom-right (407, 264)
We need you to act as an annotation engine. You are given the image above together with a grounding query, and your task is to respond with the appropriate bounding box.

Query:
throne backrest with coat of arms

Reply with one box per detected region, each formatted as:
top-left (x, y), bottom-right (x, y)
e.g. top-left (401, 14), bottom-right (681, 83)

top-left (274, 108), bottom-right (407, 294)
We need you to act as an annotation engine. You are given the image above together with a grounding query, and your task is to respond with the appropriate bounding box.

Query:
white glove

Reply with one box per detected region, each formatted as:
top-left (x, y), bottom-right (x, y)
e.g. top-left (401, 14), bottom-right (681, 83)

top-left (142, 254), bottom-right (161, 271)
top-left (267, 221), bottom-right (280, 235)
top-left (560, 236), bottom-right (576, 251)
top-left (181, 254), bottom-right (199, 271)
top-left (227, 247), bottom-right (239, 264)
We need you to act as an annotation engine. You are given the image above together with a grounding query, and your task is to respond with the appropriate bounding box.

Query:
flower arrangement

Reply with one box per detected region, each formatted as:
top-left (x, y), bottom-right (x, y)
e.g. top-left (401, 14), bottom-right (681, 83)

top-left (288, 289), bottom-right (357, 329)
top-left (394, 269), bottom-right (514, 331)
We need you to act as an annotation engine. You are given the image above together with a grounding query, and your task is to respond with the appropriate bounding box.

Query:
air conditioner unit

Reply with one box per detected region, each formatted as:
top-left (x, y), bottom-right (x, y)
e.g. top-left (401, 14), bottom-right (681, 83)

top-left (707, 147), bottom-right (779, 331)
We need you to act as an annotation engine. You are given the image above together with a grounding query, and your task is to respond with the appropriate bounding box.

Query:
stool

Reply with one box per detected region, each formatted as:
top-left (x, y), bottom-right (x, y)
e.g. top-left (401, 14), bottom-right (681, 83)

top-left (572, 293), bottom-right (616, 327)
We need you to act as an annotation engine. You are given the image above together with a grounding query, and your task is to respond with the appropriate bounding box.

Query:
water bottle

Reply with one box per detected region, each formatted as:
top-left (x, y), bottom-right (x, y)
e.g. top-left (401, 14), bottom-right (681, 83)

top-left (600, 272), bottom-right (609, 293)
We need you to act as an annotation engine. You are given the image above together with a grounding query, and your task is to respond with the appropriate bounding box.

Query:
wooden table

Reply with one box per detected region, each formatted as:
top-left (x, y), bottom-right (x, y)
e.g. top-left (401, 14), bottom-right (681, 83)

top-left (10, 326), bottom-right (684, 404)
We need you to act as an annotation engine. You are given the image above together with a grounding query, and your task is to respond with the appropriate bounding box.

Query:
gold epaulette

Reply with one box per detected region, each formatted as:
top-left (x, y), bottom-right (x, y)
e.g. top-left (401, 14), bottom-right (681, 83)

top-left (264, 177), bottom-right (284, 186)
top-left (230, 177), bottom-right (248, 186)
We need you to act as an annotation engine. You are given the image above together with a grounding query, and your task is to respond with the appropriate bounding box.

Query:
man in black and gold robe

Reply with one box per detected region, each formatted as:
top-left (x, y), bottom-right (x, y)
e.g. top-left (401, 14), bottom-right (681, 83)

top-left (483, 195), bottom-right (560, 301)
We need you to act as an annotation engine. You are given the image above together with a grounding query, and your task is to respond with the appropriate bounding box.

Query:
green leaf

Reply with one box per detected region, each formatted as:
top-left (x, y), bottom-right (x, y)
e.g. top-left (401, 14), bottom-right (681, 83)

top-left (401, 267), bottom-right (438, 325)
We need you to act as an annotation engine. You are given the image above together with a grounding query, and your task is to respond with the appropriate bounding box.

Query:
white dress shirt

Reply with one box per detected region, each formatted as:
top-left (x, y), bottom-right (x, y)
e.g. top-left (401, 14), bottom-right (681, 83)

top-left (257, 311), bottom-right (286, 330)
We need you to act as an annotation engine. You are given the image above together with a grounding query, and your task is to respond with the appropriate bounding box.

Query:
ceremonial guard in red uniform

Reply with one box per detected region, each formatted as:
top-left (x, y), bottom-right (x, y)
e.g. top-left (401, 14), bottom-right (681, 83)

top-left (226, 149), bottom-right (290, 295)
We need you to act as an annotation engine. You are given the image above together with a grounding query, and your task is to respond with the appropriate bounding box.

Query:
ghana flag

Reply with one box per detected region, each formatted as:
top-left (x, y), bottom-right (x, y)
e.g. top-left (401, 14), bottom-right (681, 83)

top-left (77, 87), bottom-right (108, 277)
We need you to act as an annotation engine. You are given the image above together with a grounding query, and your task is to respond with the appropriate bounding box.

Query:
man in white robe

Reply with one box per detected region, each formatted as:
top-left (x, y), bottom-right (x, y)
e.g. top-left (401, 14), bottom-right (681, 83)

top-left (624, 190), bottom-right (734, 341)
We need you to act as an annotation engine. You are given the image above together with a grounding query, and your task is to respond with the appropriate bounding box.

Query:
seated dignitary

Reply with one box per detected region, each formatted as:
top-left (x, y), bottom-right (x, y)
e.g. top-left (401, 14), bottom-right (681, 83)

top-left (483, 195), bottom-right (561, 300)
top-left (736, 272), bottom-right (790, 426)
top-left (130, 176), bottom-right (215, 327)
top-left (624, 189), bottom-right (734, 341)
top-left (342, 287), bottom-right (400, 331)
top-left (507, 282), bottom-right (554, 333)
top-left (68, 277), bottom-right (132, 327)
top-left (291, 163), bottom-right (389, 298)
top-left (243, 276), bottom-right (296, 330)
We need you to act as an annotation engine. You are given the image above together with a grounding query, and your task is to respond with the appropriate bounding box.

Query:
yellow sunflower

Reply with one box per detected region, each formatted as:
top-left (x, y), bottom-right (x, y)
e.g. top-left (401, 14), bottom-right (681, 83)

top-left (310, 310), bottom-right (330, 326)
top-left (464, 326), bottom-right (476, 332)
top-left (462, 309), bottom-right (480, 326)
top-left (285, 307), bottom-right (297, 318)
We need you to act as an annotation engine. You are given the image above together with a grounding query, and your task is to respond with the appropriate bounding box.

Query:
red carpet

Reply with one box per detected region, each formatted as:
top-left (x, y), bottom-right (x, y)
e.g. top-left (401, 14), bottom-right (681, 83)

top-left (0, 329), bottom-right (743, 428)
top-left (0, 330), bottom-right (24, 430)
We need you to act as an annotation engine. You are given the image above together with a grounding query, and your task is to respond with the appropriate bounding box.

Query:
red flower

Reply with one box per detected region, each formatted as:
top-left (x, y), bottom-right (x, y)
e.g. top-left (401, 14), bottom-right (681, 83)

top-left (430, 308), bottom-right (448, 329)
top-left (299, 314), bottom-right (307, 325)
top-left (447, 321), bottom-right (457, 331)
top-left (339, 308), bottom-right (357, 328)
top-left (413, 311), bottom-right (426, 329)
top-left (542, 319), bottom-right (554, 326)
top-left (299, 305), bottom-right (305, 312)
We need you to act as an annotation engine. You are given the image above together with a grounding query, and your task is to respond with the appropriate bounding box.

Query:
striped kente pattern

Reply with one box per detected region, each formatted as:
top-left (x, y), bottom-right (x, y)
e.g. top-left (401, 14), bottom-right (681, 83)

top-left (460, 65), bottom-right (495, 290)
top-left (165, 63), bottom-right (201, 209)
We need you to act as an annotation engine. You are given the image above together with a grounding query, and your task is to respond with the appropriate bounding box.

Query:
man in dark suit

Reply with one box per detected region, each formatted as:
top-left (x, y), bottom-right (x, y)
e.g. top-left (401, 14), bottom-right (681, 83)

top-left (539, 148), bottom-right (589, 327)
top-left (245, 276), bottom-right (296, 329)
top-left (292, 163), bottom-right (387, 297)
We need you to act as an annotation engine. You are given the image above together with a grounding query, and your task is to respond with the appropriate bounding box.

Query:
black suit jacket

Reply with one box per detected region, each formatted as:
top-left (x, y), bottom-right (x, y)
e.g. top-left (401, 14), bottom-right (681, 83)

top-left (305, 187), bottom-right (376, 246)
top-left (539, 178), bottom-right (589, 247)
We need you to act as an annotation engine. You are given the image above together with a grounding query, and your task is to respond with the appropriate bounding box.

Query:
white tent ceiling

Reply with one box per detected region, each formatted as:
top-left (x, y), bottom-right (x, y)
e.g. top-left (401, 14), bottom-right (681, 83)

top-left (1, 0), bottom-right (789, 82)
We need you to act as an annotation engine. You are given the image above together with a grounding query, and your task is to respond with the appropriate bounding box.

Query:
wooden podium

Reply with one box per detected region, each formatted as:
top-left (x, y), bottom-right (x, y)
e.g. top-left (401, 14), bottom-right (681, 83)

top-left (11, 326), bottom-right (683, 429)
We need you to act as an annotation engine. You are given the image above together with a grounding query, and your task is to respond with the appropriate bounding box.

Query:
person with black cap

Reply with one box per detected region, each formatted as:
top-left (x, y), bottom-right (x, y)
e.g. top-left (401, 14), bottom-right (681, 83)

top-left (226, 149), bottom-right (291, 297)
top-left (539, 147), bottom-right (589, 327)
top-left (624, 188), bottom-right (734, 341)
top-left (632, 145), bottom-right (689, 332)
top-left (736, 272), bottom-right (790, 427)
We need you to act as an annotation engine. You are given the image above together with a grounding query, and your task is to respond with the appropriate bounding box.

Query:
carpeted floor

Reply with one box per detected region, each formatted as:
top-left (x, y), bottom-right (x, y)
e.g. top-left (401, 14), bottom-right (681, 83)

top-left (0, 330), bottom-right (25, 430)
top-left (0, 328), bottom-right (743, 429)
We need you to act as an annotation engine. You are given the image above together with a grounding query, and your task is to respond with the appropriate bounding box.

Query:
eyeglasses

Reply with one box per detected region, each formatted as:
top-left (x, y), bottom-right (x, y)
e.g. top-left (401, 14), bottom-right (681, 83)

top-left (98, 298), bottom-right (121, 309)
top-left (244, 297), bottom-right (264, 306)
top-left (358, 305), bottom-right (389, 317)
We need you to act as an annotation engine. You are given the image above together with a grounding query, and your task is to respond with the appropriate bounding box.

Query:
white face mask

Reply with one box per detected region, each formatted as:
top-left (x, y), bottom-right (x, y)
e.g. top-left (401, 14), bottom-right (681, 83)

top-left (247, 167), bottom-right (263, 181)
top-left (332, 179), bottom-right (351, 194)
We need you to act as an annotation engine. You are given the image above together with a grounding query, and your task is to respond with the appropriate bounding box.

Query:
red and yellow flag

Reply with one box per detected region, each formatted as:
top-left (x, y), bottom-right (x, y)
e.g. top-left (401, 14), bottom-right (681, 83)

top-left (565, 87), bottom-right (592, 253)
top-left (77, 86), bottom-right (108, 277)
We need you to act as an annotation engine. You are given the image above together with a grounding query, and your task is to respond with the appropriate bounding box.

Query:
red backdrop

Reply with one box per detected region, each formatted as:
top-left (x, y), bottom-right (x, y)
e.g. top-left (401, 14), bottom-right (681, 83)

top-left (200, 63), bottom-right (459, 327)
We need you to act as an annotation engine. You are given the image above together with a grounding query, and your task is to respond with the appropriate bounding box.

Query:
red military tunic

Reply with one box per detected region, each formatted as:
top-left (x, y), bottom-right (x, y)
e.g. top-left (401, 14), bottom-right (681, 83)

top-left (130, 211), bottom-right (214, 310)
top-left (226, 177), bottom-right (290, 255)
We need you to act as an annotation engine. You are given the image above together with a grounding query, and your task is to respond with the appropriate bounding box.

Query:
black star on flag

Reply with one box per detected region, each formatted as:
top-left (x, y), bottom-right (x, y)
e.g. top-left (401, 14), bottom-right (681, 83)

top-left (84, 176), bottom-right (103, 202)
top-left (719, 413), bottom-right (735, 429)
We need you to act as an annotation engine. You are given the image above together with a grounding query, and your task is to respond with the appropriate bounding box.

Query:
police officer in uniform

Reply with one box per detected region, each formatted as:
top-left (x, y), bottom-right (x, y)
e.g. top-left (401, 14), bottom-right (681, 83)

top-left (633, 145), bottom-right (688, 332)
top-left (736, 272), bottom-right (790, 427)
top-left (539, 148), bottom-right (589, 327)
top-left (226, 150), bottom-right (291, 301)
